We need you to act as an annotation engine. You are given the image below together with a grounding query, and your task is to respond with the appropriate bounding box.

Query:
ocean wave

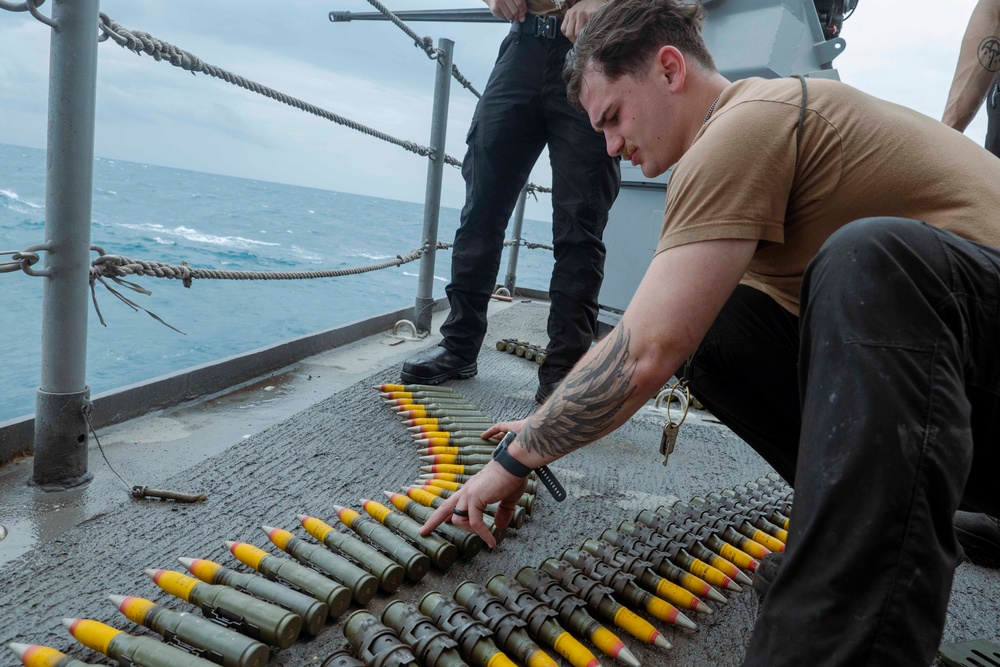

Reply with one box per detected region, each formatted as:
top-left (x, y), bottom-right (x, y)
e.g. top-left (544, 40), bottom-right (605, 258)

top-left (345, 249), bottom-right (395, 261)
top-left (0, 189), bottom-right (43, 210)
top-left (117, 223), bottom-right (281, 250)
top-left (401, 270), bottom-right (448, 283)
top-left (290, 245), bottom-right (324, 262)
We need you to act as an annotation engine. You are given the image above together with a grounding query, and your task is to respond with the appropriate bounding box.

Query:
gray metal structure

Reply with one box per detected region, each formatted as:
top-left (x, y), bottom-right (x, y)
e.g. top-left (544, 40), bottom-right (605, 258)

top-left (32, 0), bottom-right (101, 490)
top-left (598, 0), bottom-right (846, 325)
top-left (414, 39), bottom-right (454, 334)
top-left (504, 188), bottom-right (529, 295)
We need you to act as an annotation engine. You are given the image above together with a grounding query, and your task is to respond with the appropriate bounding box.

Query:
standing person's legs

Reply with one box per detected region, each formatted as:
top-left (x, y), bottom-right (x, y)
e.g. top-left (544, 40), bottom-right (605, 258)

top-left (536, 35), bottom-right (620, 400)
top-left (402, 30), bottom-right (547, 383)
top-left (744, 218), bottom-right (1000, 667)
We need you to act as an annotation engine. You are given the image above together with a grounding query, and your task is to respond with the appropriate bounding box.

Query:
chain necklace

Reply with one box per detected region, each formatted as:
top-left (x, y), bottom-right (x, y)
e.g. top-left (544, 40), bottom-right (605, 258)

top-left (703, 93), bottom-right (722, 124)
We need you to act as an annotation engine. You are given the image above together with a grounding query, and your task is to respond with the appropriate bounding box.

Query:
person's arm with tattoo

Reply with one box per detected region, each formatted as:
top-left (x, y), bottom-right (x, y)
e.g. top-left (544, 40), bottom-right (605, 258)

top-left (943, 0), bottom-right (1000, 132)
top-left (419, 237), bottom-right (757, 547)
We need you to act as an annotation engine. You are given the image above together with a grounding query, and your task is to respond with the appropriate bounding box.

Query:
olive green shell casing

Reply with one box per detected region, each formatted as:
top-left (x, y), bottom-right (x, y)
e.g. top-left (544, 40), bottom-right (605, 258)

top-left (381, 601), bottom-right (468, 667)
top-left (343, 610), bottom-right (419, 667)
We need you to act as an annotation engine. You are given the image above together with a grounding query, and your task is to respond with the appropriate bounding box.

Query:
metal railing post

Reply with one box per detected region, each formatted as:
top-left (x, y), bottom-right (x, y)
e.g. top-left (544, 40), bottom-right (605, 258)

top-left (503, 186), bottom-right (529, 295)
top-left (413, 38), bottom-right (454, 334)
top-left (32, 0), bottom-right (100, 490)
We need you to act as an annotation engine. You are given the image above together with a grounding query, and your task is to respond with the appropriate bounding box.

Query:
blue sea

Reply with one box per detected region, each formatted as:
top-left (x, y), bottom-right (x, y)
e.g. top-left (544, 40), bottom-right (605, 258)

top-left (0, 142), bottom-right (555, 422)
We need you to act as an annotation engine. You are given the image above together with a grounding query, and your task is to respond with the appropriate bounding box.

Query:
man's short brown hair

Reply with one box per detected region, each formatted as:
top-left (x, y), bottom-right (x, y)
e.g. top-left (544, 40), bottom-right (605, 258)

top-left (565, 0), bottom-right (716, 110)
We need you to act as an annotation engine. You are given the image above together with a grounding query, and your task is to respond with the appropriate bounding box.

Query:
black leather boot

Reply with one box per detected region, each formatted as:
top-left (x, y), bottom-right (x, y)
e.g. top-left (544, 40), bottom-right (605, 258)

top-left (401, 346), bottom-right (477, 385)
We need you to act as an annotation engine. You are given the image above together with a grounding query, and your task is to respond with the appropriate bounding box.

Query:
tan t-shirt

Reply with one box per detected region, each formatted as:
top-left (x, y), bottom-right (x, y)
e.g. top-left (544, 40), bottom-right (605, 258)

top-left (658, 77), bottom-right (1000, 314)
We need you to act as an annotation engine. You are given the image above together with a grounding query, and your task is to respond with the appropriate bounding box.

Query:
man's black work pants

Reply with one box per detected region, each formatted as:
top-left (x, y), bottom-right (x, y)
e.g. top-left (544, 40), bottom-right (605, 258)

top-left (439, 21), bottom-right (621, 385)
top-left (688, 218), bottom-right (1000, 666)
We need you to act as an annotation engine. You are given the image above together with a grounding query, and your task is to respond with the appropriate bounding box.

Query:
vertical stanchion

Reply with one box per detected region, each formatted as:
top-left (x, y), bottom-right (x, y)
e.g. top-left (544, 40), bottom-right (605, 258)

top-left (503, 186), bottom-right (528, 296)
top-left (32, 0), bottom-right (101, 489)
top-left (414, 38), bottom-right (454, 335)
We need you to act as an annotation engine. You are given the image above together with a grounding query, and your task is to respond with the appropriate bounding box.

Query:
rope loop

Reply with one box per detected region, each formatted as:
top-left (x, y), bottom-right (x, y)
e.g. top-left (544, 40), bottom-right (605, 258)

top-left (391, 319), bottom-right (420, 340)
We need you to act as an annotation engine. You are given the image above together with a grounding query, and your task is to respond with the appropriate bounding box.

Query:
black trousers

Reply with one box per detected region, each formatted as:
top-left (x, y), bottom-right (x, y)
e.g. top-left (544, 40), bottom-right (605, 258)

top-left (439, 21), bottom-right (621, 385)
top-left (687, 219), bottom-right (1000, 666)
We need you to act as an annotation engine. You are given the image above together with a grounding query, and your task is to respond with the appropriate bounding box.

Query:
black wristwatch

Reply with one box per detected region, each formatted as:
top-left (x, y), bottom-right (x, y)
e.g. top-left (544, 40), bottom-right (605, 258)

top-left (492, 431), bottom-right (567, 501)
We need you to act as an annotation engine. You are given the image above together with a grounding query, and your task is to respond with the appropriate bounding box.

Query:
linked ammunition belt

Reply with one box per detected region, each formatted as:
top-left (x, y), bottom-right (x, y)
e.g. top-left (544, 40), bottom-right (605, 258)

top-left (17, 381), bottom-right (793, 667)
top-left (495, 338), bottom-right (547, 364)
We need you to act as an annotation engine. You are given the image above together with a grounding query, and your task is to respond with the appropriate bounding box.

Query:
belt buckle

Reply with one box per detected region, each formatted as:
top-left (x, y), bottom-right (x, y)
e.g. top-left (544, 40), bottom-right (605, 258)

top-left (534, 16), bottom-right (557, 39)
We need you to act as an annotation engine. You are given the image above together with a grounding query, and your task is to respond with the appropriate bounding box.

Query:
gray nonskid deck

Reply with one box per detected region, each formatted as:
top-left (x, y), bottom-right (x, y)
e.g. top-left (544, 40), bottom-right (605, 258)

top-left (0, 300), bottom-right (996, 666)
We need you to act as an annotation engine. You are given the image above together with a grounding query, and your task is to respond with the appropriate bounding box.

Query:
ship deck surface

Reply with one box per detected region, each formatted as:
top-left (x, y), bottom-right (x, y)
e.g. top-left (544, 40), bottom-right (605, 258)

top-left (1, 298), bottom-right (998, 666)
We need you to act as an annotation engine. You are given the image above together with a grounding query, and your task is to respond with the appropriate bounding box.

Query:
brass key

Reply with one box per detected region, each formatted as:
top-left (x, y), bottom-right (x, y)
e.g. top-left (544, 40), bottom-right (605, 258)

top-left (659, 381), bottom-right (690, 466)
top-left (660, 422), bottom-right (679, 466)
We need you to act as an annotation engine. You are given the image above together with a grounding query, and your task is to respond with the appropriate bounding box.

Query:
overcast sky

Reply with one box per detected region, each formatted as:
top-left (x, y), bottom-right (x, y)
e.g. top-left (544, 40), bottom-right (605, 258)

top-left (0, 0), bottom-right (987, 219)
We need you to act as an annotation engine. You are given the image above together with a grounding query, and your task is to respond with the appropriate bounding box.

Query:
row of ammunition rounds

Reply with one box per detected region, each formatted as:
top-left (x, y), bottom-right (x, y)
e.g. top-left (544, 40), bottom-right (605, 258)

top-left (6, 480), bottom-right (519, 667)
top-left (377, 384), bottom-right (539, 537)
top-left (374, 384), bottom-right (797, 662)
top-left (494, 338), bottom-right (548, 364)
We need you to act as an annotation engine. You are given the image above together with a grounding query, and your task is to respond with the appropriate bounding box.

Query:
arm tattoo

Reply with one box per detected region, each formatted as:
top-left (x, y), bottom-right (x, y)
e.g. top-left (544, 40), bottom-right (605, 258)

top-left (517, 325), bottom-right (638, 458)
top-left (980, 36), bottom-right (1000, 72)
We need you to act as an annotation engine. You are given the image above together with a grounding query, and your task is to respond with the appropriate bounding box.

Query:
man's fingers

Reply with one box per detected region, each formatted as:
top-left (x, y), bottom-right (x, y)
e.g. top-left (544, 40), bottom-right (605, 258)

top-left (497, 0), bottom-right (523, 22)
top-left (419, 494), bottom-right (459, 535)
top-left (481, 424), bottom-right (505, 440)
top-left (466, 504), bottom-right (497, 549)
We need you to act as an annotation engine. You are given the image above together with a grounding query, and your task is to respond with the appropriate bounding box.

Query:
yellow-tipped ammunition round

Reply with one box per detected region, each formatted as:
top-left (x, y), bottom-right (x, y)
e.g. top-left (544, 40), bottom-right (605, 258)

top-left (13, 644), bottom-right (96, 667)
top-left (66, 619), bottom-right (121, 655)
top-left (149, 569), bottom-right (199, 602)
top-left (229, 542), bottom-right (268, 570)
top-left (590, 626), bottom-right (625, 659)
top-left (185, 558), bottom-right (224, 583)
top-left (266, 526), bottom-right (295, 551)
top-left (551, 632), bottom-right (601, 667)
top-left (612, 606), bottom-right (662, 645)
top-left (117, 596), bottom-right (157, 625)
top-left (526, 651), bottom-right (559, 667)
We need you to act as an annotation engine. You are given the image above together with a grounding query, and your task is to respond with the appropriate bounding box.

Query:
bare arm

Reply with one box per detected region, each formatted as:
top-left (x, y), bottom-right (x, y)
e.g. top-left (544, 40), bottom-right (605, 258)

top-left (419, 237), bottom-right (757, 546)
top-left (943, 0), bottom-right (1000, 131)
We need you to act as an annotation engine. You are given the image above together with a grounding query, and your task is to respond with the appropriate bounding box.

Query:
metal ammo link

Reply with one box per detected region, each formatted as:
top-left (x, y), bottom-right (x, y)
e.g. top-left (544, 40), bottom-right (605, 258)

top-left (491, 579), bottom-right (559, 635)
top-left (461, 585), bottom-right (528, 646)
top-left (510, 13), bottom-right (560, 39)
top-left (425, 596), bottom-right (495, 656)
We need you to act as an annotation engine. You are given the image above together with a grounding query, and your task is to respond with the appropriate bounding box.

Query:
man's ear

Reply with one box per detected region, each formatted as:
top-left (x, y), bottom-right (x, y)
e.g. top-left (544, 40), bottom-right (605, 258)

top-left (656, 45), bottom-right (686, 92)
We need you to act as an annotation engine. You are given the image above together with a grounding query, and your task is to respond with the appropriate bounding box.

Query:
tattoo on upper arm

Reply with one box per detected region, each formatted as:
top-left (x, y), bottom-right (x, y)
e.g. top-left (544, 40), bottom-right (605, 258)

top-left (979, 37), bottom-right (1000, 71)
top-left (518, 325), bottom-right (638, 458)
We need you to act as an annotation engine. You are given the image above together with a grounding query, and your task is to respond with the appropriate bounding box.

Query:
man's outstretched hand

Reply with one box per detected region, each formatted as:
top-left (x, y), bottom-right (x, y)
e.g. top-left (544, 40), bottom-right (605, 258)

top-left (418, 421), bottom-right (528, 548)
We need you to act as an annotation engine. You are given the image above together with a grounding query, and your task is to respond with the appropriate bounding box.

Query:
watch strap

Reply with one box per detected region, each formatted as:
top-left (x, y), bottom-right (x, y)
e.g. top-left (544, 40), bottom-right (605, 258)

top-left (492, 432), bottom-right (567, 502)
top-left (493, 442), bottom-right (533, 478)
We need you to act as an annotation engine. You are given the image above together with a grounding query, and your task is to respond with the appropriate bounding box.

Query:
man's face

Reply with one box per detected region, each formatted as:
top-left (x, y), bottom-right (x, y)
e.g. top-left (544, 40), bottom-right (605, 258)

top-left (579, 58), bottom-right (681, 178)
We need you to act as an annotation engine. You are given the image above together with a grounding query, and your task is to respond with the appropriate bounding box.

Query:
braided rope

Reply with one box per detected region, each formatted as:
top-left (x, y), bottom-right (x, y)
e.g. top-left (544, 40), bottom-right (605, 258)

top-left (93, 14), bottom-right (555, 185)
top-left (96, 13), bottom-right (465, 167)
top-left (87, 237), bottom-right (553, 287)
top-left (504, 238), bottom-right (553, 251)
top-left (90, 245), bottom-right (443, 286)
top-left (361, 0), bottom-right (482, 98)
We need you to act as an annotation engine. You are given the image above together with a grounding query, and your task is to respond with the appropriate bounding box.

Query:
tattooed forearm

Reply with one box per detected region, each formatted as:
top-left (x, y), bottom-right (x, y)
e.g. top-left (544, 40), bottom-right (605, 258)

top-left (517, 325), bottom-right (638, 458)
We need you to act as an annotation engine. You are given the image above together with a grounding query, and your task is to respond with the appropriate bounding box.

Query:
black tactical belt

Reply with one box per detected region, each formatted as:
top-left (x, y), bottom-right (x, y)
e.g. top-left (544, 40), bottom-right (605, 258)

top-left (510, 14), bottom-right (560, 39)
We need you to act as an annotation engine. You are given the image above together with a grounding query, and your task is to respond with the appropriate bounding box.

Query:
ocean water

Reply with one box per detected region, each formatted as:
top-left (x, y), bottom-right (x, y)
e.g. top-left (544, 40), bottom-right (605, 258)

top-left (0, 142), bottom-right (555, 422)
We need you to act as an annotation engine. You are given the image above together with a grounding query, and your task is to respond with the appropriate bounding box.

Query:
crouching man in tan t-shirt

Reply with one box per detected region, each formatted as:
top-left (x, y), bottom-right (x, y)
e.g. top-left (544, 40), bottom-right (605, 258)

top-left (419, 1), bottom-right (1000, 664)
